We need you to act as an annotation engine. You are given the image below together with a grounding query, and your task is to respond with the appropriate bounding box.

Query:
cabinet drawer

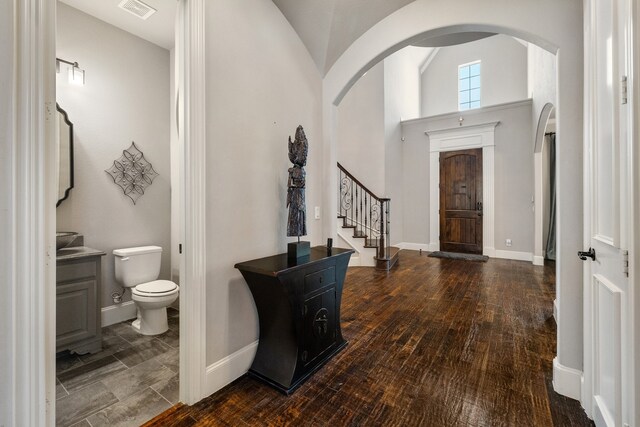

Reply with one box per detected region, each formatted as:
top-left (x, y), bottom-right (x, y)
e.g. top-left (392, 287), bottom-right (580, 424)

top-left (304, 266), bottom-right (335, 295)
top-left (57, 260), bottom-right (97, 282)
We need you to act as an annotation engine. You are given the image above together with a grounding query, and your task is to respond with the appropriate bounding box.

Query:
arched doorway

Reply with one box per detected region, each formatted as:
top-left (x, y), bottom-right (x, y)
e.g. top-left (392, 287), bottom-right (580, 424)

top-left (321, 0), bottom-right (584, 407)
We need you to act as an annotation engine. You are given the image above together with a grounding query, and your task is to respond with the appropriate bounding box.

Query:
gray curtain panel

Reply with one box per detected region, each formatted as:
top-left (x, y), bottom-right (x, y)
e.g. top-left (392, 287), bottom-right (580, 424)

top-left (545, 133), bottom-right (556, 260)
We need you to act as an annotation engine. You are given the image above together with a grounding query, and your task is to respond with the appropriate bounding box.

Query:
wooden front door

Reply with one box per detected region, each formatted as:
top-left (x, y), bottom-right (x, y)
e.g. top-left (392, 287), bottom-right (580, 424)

top-left (440, 149), bottom-right (483, 254)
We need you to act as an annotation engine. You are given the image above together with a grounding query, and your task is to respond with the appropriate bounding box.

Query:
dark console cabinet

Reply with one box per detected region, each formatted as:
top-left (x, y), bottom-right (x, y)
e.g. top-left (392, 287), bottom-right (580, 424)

top-left (235, 246), bottom-right (353, 394)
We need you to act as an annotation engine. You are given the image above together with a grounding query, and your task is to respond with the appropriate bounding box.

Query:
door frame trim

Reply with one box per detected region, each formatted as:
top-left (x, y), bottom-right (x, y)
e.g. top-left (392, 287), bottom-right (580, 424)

top-left (10, 0), bottom-right (208, 422)
top-left (177, 0), bottom-right (208, 405)
top-left (427, 121), bottom-right (498, 257)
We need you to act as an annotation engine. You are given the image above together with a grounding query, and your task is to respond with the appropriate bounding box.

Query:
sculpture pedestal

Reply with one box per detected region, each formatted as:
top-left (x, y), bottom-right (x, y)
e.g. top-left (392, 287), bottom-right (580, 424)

top-left (288, 241), bottom-right (310, 259)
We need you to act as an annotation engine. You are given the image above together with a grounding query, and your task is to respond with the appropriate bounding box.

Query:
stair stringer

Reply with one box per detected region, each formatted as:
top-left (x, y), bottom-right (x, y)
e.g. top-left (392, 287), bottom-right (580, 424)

top-left (337, 229), bottom-right (377, 267)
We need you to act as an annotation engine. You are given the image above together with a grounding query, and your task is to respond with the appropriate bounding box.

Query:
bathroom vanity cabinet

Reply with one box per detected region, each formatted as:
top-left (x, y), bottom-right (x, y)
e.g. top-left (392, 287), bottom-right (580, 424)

top-left (235, 246), bottom-right (354, 394)
top-left (56, 248), bottom-right (105, 355)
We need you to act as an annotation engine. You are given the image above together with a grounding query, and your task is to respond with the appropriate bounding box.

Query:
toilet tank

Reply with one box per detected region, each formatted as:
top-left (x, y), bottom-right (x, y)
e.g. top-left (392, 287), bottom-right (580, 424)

top-left (113, 246), bottom-right (162, 287)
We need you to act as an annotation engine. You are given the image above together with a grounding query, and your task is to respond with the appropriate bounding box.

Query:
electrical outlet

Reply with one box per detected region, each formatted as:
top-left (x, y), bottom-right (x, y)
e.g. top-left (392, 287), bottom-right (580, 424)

top-left (314, 206), bottom-right (320, 220)
top-left (506, 239), bottom-right (512, 247)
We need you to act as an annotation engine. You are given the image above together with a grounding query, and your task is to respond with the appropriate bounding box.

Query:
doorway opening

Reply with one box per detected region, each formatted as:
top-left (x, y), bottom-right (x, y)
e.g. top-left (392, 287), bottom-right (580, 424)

top-left (53, 1), bottom-right (181, 425)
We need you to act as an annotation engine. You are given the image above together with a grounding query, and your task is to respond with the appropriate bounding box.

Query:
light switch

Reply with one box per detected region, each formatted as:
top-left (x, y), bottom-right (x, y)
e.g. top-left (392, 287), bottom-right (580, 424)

top-left (314, 206), bottom-right (320, 220)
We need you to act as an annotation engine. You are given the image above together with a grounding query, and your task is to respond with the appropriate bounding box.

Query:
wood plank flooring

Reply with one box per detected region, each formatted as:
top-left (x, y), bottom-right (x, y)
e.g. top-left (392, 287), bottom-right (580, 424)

top-left (145, 251), bottom-right (593, 426)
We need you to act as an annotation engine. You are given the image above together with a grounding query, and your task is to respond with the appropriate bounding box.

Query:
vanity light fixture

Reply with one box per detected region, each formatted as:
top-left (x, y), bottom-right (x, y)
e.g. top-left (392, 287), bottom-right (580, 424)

top-left (56, 57), bottom-right (85, 86)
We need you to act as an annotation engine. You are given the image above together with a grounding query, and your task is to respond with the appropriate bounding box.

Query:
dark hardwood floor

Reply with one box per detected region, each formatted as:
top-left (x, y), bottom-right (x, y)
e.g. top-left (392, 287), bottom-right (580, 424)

top-left (144, 251), bottom-right (593, 427)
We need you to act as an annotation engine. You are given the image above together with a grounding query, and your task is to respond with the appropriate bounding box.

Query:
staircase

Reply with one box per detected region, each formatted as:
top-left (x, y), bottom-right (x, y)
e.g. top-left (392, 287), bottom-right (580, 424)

top-left (337, 163), bottom-right (399, 270)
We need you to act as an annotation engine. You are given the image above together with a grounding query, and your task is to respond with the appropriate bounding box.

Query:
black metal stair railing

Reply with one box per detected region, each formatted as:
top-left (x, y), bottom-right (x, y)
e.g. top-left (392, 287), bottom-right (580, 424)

top-left (337, 162), bottom-right (390, 260)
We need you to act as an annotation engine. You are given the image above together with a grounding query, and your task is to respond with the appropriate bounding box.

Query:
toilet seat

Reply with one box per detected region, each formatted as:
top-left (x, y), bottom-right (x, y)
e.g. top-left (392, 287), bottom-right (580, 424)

top-left (133, 280), bottom-right (178, 297)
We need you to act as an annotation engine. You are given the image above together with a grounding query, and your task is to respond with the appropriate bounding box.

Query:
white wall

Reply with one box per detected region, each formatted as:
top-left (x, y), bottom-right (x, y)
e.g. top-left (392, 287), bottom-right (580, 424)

top-left (56, 3), bottom-right (172, 308)
top-left (204, 0), bottom-right (323, 366)
top-left (401, 101), bottom-right (534, 254)
top-left (528, 43), bottom-right (557, 132)
top-left (421, 35), bottom-right (528, 116)
top-left (383, 47), bottom-right (431, 244)
top-left (0, 0), bottom-right (14, 423)
top-left (336, 62), bottom-right (385, 196)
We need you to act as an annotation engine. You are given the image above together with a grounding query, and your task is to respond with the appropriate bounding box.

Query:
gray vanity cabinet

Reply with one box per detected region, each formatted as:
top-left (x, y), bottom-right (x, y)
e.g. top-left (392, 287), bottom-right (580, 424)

top-left (56, 254), bottom-right (104, 354)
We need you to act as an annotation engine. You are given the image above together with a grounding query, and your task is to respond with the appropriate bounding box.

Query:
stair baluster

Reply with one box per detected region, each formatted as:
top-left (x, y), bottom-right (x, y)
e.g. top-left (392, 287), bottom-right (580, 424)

top-left (336, 162), bottom-right (397, 270)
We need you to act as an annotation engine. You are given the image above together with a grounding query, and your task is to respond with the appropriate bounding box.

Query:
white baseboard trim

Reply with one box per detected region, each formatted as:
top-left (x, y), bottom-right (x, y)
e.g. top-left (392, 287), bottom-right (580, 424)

top-left (483, 246), bottom-right (496, 257)
top-left (205, 340), bottom-right (258, 396)
top-left (101, 301), bottom-right (137, 327)
top-left (553, 357), bottom-right (582, 400)
top-left (533, 255), bottom-right (545, 266)
top-left (397, 242), bottom-right (430, 252)
top-left (553, 299), bottom-right (558, 323)
top-left (428, 242), bottom-right (439, 251)
top-left (494, 250), bottom-right (533, 262)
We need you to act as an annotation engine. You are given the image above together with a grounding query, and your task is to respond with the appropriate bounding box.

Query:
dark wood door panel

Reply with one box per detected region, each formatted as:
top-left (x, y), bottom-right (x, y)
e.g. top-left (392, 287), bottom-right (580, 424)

top-left (440, 149), bottom-right (483, 254)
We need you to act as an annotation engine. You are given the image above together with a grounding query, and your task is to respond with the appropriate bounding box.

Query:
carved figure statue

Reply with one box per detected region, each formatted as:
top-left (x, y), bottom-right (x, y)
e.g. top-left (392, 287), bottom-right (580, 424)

top-left (287, 126), bottom-right (308, 238)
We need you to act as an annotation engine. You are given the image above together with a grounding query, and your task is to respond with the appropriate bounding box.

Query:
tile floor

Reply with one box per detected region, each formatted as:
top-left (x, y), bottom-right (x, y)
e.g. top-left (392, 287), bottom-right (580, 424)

top-left (56, 307), bottom-right (179, 427)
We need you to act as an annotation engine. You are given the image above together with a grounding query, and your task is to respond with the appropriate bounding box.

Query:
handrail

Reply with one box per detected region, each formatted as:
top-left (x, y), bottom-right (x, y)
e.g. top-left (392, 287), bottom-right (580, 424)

top-left (337, 163), bottom-right (391, 261)
top-left (337, 162), bottom-right (383, 201)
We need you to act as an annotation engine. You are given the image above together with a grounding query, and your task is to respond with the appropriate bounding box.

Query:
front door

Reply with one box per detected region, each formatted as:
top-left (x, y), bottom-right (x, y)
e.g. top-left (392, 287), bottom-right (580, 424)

top-left (439, 149), bottom-right (483, 254)
top-left (584, 0), bottom-right (634, 425)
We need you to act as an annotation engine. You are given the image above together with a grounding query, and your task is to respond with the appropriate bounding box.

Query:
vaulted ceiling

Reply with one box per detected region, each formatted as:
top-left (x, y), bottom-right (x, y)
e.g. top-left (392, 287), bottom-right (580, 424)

top-left (272, 0), bottom-right (417, 75)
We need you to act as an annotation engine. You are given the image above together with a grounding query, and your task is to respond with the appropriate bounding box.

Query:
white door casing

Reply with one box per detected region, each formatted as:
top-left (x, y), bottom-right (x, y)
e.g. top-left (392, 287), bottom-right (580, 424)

top-left (426, 122), bottom-right (498, 257)
top-left (583, 0), bottom-right (635, 425)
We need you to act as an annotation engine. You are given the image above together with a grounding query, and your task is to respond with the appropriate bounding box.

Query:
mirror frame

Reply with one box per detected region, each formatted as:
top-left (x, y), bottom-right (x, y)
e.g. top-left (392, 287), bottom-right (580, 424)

top-left (56, 103), bottom-right (74, 207)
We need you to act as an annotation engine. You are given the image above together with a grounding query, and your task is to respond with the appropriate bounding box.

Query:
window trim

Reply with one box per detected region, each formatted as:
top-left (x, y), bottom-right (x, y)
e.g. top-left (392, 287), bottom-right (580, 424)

top-left (458, 60), bottom-right (482, 111)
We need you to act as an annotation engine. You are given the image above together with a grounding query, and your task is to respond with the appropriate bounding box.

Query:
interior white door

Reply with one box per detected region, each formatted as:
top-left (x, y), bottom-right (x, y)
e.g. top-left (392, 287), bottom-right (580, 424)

top-left (584, 0), bottom-right (633, 425)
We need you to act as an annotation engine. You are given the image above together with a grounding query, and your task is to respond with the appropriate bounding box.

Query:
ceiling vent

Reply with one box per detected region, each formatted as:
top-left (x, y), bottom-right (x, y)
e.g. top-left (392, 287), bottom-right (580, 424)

top-left (118, 0), bottom-right (157, 20)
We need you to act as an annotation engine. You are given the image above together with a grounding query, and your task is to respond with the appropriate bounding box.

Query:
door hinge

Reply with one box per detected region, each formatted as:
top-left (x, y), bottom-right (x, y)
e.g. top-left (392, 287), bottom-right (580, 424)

top-left (621, 76), bottom-right (628, 104)
top-left (623, 250), bottom-right (629, 277)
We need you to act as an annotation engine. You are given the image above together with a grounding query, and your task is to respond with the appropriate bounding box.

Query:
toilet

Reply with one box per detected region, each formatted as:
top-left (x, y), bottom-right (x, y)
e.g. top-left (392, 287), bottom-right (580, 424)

top-left (113, 246), bottom-right (179, 335)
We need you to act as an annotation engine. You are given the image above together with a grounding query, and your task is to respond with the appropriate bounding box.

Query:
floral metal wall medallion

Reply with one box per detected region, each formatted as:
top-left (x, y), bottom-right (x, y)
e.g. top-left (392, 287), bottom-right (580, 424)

top-left (105, 142), bottom-right (159, 204)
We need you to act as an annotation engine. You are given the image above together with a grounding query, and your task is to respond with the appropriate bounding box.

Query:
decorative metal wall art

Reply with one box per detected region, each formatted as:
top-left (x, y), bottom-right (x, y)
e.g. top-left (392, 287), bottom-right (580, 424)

top-left (287, 126), bottom-right (308, 239)
top-left (105, 142), bottom-right (159, 204)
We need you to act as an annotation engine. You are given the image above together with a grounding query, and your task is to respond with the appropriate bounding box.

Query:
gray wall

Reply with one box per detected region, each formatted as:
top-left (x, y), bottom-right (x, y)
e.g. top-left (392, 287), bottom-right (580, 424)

top-left (0, 0), bottom-right (14, 423)
top-left (421, 35), bottom-right (528, 116)
top-left (336, 47), bottom-right (429, 244)
top-left (336, 62), bottom-right (385, 196)
top-left (204, 0), bottom-right (323, 365)
top-left (528, 43), bottom-right (557, 137)
top-left (384, 48), bottom-right (426, 244)
top-left (402, 101), bottom-right (534, 254)
top-left (56, 3), bottom-right (172, 308)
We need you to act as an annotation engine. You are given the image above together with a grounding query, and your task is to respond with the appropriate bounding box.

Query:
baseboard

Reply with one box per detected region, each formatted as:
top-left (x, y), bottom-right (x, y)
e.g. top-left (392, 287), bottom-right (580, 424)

top-left (428, 242), bottom-right (439, 251)
top-left (552, 357), bottom-right (582, 400)
top-left (533, 255), bottom-right (545, 266)
top-left (101, 301), bottom-right (137, 327)
top-left (205, 340), bottom-right (258, 396)
top-left (483, 246), bottom-right (496, 257)
top-left (494, 250), bottom-right (533, 262)
top-left (397, 242), bottom-right (430, 252)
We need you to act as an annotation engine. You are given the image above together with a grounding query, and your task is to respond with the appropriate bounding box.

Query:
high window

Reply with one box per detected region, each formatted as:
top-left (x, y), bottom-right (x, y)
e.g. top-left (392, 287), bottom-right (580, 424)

top-left (458, 61), bottom-right (481, 110)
